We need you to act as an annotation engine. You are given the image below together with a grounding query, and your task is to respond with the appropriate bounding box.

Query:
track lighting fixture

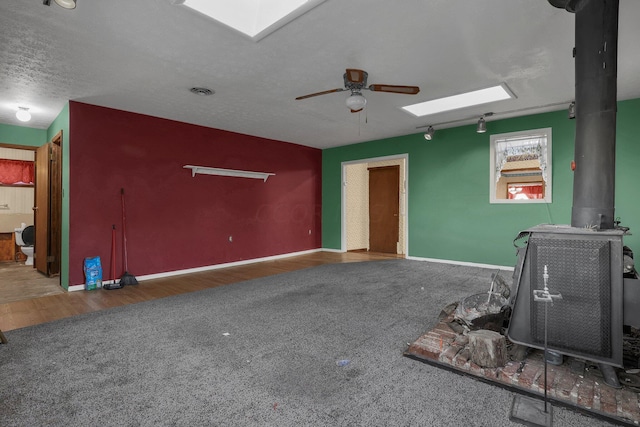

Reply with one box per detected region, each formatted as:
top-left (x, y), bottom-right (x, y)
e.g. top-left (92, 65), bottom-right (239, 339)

top-left (476, 117), bottom-right (487, 133)
top-left (416, 100), bottom-right (576, 138)
top-left (423, 126), bottom-right (435, 140)
top-left (568, 101), bottom-right (576, 119)
top-left (43, 0), bottom-right (76, 10)
top-left (16, 107), bottom-right (31, 122)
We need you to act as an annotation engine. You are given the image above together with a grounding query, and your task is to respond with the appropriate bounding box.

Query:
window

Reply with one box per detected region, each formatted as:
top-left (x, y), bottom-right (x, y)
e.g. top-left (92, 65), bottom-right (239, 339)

top-left (489, 128), bottom-right (552, 204)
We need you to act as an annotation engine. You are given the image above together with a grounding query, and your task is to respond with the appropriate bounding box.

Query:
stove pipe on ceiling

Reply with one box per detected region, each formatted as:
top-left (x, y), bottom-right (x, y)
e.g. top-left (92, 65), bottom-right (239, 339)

top-left (568, 0), bottom-right (619, 229)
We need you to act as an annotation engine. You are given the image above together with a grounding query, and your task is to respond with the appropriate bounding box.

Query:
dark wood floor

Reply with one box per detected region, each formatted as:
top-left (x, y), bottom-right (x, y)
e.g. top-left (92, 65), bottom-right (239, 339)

top-left (0, 251), bottom-right (402, 332)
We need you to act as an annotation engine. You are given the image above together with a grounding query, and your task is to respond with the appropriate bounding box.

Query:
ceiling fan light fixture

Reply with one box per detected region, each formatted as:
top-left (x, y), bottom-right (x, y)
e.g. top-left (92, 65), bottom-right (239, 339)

top-left (54, 0), bottom-right (76, 9)
top-left (424, 126), bottom-right (435, 140)
top-left (345, 93), bottom-right (366, 111)
top-left (16, 107), bottom-right (31, 122)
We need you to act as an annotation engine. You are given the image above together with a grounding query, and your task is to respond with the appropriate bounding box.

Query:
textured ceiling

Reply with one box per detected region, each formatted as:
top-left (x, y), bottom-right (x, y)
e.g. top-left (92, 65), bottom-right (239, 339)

top-left (1, 0), bottom-right (639, 149)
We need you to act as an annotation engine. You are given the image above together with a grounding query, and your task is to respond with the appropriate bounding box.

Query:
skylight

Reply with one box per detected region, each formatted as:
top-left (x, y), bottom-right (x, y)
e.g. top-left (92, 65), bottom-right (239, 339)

top-left (402, 84), bottom-right (515, 117)
top-left (181, 0), bottom-right (327, 41)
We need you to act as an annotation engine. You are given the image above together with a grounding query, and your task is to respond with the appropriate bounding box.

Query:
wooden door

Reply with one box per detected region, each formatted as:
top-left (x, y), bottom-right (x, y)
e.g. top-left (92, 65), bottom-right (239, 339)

top-left (368, 166), bottom-right (399, 253)
top-left (34, 132), bottom-right (62, 277)
top-left (35, 143), bottom-right (50, 275)
top-left (49, 142), bottom-right (61, 275)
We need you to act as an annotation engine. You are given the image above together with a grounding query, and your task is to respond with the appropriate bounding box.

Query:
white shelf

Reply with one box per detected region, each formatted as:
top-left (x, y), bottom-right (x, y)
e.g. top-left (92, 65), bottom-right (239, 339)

top-left (183, 165), bottom-right (275, 182)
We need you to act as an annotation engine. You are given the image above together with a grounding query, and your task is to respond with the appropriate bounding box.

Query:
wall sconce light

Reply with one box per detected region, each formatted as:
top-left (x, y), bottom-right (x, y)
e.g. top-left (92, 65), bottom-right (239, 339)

top-left (43, 0), bottom-right (77, 10)
top-left (476, 117), bottom-right (487, 133)
top-left (16, 107), bottom-right (31, 122)
top-left (423, 126), bottom-right (435, 140)
top-left (568, 101), bottom-right (576, 119)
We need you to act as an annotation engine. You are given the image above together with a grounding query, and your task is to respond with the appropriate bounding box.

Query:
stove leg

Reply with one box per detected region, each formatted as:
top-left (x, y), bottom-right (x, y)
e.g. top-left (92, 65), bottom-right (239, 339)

top-left (599, 363), bottom-right (622, 389)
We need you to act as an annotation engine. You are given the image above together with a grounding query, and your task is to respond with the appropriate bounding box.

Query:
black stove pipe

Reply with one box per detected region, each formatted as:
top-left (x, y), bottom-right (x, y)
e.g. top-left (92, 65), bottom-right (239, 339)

top-left (570, 0), bottom-right (619, 229)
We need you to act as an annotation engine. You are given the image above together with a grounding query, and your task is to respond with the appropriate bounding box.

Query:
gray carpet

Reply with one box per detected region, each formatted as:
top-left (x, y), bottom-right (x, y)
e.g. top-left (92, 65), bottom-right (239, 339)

top-left (0, 260), bottom-right (615, 426)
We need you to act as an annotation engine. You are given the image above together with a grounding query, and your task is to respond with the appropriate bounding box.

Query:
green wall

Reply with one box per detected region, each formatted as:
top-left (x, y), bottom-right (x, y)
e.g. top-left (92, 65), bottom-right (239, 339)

top-left (0, 123), bottom-right (46, 146)
top-left (323, 98), bottom-right (640, 268)
top-left (0, 104), bottom-right (70, 289)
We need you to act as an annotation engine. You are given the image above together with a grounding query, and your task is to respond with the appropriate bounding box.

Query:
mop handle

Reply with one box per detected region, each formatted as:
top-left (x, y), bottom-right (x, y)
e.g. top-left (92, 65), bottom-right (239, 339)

top-left (111, 225), bottom-right (117, 282)
top-left (121, 188), bottom-right (129, 272)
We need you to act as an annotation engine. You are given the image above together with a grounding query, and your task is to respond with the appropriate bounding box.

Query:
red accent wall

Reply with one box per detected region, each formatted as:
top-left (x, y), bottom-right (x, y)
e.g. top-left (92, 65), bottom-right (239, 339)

top-left (69, 102), bottom-right (321, 286)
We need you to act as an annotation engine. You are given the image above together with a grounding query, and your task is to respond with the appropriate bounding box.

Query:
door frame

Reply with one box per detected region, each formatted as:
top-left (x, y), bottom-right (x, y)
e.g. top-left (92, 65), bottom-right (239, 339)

top-left (341, 153), bottom-right (409, 254)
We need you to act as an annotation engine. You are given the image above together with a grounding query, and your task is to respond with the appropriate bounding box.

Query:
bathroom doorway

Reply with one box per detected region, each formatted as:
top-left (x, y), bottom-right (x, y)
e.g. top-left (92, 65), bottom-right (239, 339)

top-left (0, 136), bottom-right (63, 303)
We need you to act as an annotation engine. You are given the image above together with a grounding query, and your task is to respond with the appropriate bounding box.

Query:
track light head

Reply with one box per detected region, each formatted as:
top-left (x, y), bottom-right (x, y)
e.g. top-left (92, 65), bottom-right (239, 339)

top-left (423, 126), bottom-right (435, 140)
top-left (43, 0), bottom-right (76, 9)
top-left (568, 101), bottom-right (576, 119)
top-left (476, 117), bottom-right (487, 133)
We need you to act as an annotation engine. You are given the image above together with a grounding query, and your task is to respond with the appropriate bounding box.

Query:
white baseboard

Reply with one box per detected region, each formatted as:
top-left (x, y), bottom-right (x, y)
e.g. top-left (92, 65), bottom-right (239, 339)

top-left (67, 249), bottom-right (513, 292)
top-left (405, 255), bottom-right (515, 271)
top-left (69, 248), bottom-right (325, 290)
top-left (68, 280), bottom-right (124, 292)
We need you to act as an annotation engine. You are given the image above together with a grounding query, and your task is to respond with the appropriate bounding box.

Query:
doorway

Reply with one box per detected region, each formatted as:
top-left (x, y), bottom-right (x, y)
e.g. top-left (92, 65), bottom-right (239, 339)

top-left (342, 155), bottom-right (407, 255)
top-left (0, 134), bottom-right (63, 303)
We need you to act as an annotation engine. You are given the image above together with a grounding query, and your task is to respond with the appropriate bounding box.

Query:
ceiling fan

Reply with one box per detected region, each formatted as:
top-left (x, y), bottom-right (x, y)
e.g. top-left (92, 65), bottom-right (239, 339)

top-left (295, 69), bottom-right (420, 113)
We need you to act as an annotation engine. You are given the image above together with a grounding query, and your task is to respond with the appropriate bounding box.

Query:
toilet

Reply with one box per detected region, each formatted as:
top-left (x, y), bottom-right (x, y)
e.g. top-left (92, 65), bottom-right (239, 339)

top-left (14, 223), bottom-right (35, 266)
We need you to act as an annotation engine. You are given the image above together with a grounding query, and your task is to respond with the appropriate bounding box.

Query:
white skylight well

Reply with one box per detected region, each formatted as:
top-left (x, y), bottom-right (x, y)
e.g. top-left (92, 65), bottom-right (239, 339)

top-left (181, 0), bottom-right (327, 41)
top-left (402, 83), bottom-right (515, 117)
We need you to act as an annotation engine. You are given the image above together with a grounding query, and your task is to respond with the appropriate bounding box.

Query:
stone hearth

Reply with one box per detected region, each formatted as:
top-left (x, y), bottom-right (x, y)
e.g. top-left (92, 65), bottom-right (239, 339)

top-left (405, 317), bottom-right (640, 426)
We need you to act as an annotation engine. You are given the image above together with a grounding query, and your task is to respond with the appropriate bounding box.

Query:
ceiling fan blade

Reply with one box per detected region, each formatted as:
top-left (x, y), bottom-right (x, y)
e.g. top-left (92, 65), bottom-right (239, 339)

top-left (368, 84), bottom-right (420, 95)
top-left (295, 88), bottom-right (345, 100)
top-left (345, 69), bottom-right (366, 84)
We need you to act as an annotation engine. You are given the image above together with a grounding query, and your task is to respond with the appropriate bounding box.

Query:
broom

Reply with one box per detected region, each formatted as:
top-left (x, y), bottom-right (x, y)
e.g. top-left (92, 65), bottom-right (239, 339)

top-left (103, 224), bottom-right (123, 290)
top-left (120, 188), bottom-right (138, 286)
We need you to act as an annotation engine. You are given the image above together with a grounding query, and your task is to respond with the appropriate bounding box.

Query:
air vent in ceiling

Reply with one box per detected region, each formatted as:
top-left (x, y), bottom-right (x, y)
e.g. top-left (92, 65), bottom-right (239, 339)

top-left (190, 87), bottom-right (214, 96)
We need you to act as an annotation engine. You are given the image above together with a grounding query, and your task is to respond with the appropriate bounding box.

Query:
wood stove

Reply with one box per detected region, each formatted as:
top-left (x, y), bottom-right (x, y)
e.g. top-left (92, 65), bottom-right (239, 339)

top-left (508, 225), bottom-right (625, 366)
top-left (507, 0), bottom-right (640, 386)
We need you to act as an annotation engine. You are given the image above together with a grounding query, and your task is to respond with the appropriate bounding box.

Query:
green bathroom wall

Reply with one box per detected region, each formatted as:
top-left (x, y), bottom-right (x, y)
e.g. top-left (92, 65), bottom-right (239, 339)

top-left (47, 103), bottom-right (70, 289)
top-left (0, 123), bottom-right (46, 146)
top-left (323, 98), bottom-right (640, 268)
